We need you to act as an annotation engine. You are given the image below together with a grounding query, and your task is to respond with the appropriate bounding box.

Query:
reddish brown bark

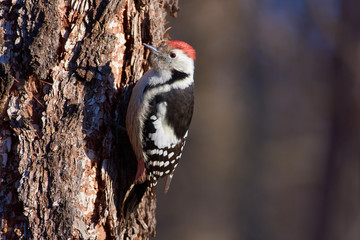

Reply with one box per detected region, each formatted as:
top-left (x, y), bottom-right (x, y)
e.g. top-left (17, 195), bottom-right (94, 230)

top-left (0, 0), bottom-right (178, 239)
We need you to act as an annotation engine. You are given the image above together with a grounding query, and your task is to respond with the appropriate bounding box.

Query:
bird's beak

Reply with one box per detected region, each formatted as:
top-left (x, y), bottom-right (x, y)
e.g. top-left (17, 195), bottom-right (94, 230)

top-left (143, 43), bottom-right (160, 55)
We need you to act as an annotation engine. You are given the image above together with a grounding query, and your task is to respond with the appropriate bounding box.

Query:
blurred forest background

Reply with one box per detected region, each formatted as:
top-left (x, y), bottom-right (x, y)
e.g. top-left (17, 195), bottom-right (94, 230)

top-left (155, 0), bottom-right (360, 240)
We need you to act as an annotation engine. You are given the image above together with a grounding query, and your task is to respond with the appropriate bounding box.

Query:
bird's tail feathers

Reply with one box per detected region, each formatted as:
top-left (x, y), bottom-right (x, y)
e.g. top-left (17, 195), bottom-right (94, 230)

top-left (122, 181), bottom-right (148, 218)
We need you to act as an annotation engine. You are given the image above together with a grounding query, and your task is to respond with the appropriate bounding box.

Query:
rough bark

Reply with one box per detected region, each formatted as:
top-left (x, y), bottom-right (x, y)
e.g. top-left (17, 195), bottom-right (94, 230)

top-left (0, 0), bottom-right (178, 239)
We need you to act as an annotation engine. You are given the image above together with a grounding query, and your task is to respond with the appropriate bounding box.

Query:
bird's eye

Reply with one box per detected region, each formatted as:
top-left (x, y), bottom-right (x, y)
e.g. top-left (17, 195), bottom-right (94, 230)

top-left (170, 52), bottom-right (176, 58)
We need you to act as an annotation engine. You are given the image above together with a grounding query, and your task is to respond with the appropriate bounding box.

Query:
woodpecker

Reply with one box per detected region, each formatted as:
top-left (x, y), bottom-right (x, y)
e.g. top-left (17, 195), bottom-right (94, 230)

top-left (125, 40), bottom-right (195, 204)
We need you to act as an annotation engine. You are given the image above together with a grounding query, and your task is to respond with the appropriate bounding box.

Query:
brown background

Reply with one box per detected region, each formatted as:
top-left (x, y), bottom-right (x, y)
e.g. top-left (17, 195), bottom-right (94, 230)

top-left (156, 1), bottom-right (360, 240)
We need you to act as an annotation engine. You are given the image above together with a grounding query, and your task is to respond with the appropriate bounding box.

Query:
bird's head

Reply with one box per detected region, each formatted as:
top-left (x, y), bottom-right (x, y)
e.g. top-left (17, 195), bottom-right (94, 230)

top-left (144, 40), bottom-right (196, 75)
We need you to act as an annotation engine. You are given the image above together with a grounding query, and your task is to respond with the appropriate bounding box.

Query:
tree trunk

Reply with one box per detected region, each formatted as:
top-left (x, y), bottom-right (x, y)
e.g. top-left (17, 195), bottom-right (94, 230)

top-left (0, 0), bottom-right (179, 239)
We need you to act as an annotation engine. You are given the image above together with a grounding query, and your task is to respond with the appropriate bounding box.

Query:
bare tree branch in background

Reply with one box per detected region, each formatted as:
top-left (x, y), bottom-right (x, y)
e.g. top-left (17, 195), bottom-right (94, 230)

top-left (316, 1), bottom-right (360, 240)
